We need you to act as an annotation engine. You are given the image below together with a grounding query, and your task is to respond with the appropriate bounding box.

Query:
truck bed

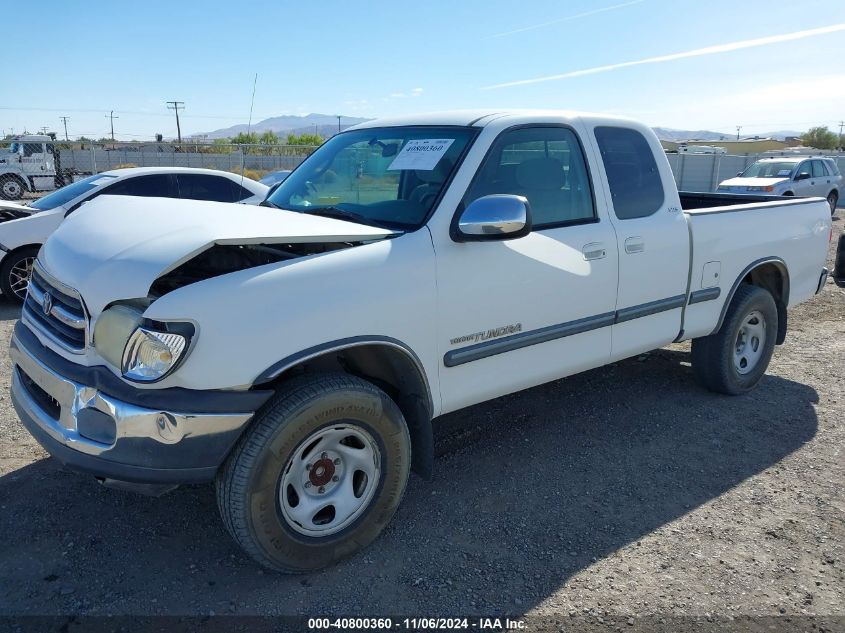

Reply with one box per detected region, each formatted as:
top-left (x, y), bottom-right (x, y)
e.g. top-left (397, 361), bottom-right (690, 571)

top-left (679, 191), bottom-right (793, 210)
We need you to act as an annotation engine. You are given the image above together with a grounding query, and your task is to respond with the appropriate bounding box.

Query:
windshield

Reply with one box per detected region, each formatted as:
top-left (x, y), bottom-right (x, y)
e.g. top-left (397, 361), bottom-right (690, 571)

top-left (740, 161), bottom-right (797, 178)
top-left (265, 126), bottom-right (475, 229)
top-left (7, 143), bottom-right (20, 153)
top-left (28, 174), bottom-right (117, 210)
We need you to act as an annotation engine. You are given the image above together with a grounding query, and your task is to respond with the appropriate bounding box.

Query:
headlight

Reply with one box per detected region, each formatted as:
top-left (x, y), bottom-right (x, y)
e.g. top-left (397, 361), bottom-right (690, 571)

top-left (746, 185), bottom-right (774, 192)
top-left (94, 304), bottom-right (193, 383)
top-left (122, 328), bottom-right (189, 381)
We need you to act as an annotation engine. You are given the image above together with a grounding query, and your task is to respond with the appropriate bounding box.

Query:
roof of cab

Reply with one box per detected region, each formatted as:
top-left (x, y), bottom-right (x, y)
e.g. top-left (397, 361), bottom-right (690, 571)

top-left (347, 109), bottom-right (639, 131)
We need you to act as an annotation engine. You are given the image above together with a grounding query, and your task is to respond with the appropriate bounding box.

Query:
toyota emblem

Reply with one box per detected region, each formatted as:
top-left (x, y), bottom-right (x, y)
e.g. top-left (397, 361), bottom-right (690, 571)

top-left (42, 291), bottom-right (53, 316)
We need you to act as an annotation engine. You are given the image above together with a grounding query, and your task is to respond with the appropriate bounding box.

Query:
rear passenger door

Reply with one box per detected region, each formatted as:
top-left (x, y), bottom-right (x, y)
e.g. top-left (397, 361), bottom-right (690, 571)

top-left (810, 160), bottom-right (833, 196)
top-left (589, 125), bottom-right (690, 361)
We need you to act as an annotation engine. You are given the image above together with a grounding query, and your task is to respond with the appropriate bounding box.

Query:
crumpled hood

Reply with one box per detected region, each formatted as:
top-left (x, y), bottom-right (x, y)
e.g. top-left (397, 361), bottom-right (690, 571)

top-left (40, 195), bottom-right (397, 315)
top-left (0, 201), bottom-right (36, 215)
top-left (719, 177), bottom-right (789, 188)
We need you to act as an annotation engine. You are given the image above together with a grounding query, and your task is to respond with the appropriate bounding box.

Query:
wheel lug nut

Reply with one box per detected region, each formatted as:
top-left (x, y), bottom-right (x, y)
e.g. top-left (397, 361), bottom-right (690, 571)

top-left (333, 458), bottom-right (341, 465)
top-left (304, 482), bottom-right (312, 488)
top-left (306, 463), bottom-right (312, 470)
top-left (332, 476), bottom-right (339, 482)
top-left (318, 486), bottom-right (325, 494)
top-left (321, 452), bottom-right (328, 459)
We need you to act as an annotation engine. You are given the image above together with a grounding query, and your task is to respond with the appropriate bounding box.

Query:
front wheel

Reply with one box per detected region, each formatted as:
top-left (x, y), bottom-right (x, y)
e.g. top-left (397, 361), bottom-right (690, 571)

top-left (0, 175), bottom-right (26, 201)
top-left (216, 373), bottom-right (411, 572)
top-left (0, 246), bottom-right (40, 303)
top-left (691, 284), bottom-right (778, 395)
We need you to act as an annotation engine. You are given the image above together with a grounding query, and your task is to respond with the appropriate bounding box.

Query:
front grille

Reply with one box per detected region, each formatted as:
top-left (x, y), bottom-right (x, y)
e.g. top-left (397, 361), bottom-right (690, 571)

top-left (18, 367), bottom-right (61, 420)
top-left (22, 265), bottom-right (88, 352)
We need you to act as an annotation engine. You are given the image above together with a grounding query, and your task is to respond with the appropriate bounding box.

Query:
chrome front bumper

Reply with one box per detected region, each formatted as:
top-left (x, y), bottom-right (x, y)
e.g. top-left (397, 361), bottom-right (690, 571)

top-left (10, 324), bottom-right (261, 484)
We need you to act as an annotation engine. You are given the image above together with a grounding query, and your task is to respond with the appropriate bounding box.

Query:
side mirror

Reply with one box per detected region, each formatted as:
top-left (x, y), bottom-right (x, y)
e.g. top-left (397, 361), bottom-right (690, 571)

top-left (736, 172), bottom-right (743, 177)
top-left (453, 194), bottom-right (531, 242)
top-left (795, 172), bottom-right (811, 181)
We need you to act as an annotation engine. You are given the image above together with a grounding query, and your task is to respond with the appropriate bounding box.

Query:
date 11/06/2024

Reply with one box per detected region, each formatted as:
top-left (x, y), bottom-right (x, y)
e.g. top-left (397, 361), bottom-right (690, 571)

top-left (307, 617), bottom-right (527, 630)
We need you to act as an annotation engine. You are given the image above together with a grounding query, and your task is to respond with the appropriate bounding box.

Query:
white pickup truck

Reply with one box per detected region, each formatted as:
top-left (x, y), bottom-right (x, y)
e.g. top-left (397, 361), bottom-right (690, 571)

top-left (10, 110), bottom-right (832, 572)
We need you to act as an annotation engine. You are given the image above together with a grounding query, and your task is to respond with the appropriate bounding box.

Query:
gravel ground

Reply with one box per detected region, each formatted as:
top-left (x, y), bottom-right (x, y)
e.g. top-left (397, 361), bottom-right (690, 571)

top-left (0, 217), bottom-right (842, 630)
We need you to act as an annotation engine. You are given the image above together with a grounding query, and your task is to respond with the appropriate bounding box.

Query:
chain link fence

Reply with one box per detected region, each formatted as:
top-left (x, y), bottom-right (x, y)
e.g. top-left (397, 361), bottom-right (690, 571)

top-left (2, 135), bottom-right (844, 202)
top-left (0, 138), bottom-right (319, 200)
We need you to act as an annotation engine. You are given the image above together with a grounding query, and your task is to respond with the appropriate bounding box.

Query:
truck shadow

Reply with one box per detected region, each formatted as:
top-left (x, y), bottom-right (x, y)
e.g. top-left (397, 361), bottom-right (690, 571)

top-left (0, 298), bottom-right (21, 321)
top-left (0, 347), bottom-right (818, 616)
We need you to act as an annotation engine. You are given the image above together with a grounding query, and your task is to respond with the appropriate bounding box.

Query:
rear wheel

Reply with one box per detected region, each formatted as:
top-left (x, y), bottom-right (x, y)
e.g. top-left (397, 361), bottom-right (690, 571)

top-left (216, 373), bottom-right (411, 572)
top-left (0, 246), bottom-right (40, 303)
top-left (827, 191), bottom-right (838, 215)
top-left (691, 284), bottom-right (778, 395)
top-left (0, 175), bottom-right (26, 201)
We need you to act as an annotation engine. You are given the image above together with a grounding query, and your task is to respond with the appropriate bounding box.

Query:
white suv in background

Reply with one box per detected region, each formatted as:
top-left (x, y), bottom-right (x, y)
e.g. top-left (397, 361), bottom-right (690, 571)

top-left (718, 157), bottom-right (841, 213)
top-left (0, 167), bottom-right (268, 302)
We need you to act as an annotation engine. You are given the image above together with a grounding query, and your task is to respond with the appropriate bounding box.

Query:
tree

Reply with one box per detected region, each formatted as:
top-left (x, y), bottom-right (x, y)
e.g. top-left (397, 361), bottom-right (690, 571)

top-left (286, 132), bottom-right (323, 146)
top-left (231, 132), bottom-right (259, 145)
top-left (259, 130), bottom-right (279, 145)
top-left (801, 126), bottom-right (838, 149)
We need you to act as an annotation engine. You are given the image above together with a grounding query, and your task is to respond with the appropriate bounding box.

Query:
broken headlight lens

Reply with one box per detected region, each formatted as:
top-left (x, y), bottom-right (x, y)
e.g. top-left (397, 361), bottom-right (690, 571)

top-left (121, 327), bottom-right (190, 382)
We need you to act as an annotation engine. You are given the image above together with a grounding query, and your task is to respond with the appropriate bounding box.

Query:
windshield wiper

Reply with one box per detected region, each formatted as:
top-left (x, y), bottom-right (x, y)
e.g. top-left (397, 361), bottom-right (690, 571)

top-left (302, 206), bottom-right (387, 228)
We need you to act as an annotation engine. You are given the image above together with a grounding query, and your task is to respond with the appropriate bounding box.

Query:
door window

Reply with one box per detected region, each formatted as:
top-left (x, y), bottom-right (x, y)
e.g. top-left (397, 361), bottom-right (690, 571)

top-left (594, 127), bottom-right (664, 220)
top-left (105, 174), bottom-right (178, 198)
top-left (811, 160), bottom-right (829, 178)
top-left (177, 174), bottom-right (241, 202)
top-left (463, 126), bottom-right (595, 227)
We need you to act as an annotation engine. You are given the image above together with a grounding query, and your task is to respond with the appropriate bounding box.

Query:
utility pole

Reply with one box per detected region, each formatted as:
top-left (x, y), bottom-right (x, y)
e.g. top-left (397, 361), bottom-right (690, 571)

top-left (60, 116), bottom-right (70, 141)
top-left (166, 101), bottom-right (185, 144)
top-left (105, 110), bottom-right (118, 141)
top-left (839, 121), bottom-right (844, 150)
top-left (39, 127), bottom-right (49, 135)
top-left (336, 115), bottom-right (341, 134)
top-left (735, 126), bottom-right (742, 141)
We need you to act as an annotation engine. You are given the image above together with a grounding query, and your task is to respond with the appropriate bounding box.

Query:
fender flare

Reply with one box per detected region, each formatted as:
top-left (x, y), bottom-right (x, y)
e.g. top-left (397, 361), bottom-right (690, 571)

top-left (711, 256), bottom-right (790, 339)
top-left (253, 335), bottom-right (435, 478)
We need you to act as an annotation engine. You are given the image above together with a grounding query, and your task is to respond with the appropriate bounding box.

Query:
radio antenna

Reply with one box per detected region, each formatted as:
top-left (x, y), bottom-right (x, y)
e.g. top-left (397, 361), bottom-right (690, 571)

top-left (242, 73), bottom-right (258, 188)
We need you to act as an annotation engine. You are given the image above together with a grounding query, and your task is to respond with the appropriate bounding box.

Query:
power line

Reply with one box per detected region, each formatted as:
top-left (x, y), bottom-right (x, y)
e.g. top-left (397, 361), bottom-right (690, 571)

top-left (60, 116), bottom-right (70, 141)
top-left (166, 101), bottom-right (185, 144)
top-left (105, 110), bottom-right (119, 141)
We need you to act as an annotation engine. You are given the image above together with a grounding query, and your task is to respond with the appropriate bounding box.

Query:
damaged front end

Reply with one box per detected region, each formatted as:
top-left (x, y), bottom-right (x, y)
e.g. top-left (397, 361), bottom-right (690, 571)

top-left (149, 240), bottom-right (367, 297)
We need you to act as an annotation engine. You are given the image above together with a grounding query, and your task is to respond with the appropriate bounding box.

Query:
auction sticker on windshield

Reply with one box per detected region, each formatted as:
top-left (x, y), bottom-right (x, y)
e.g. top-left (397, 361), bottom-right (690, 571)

top-left (388, 139), bottom-right (455, 171)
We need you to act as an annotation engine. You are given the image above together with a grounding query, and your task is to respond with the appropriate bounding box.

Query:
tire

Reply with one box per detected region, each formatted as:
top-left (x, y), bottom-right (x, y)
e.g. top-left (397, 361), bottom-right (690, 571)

top-left (216, 372), bottom-right (411, 573)
top-left (0, 246), bottom-right (40, 303)
top-left (0, 175), bottom-right (26, 201)
top-left (827, 191), bottom-right (838, 215)
top-left (691, 284), bottom-right (778, 395)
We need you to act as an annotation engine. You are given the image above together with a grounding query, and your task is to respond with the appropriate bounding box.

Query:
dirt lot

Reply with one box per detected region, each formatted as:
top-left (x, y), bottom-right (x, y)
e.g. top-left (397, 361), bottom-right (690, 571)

top-left (0, 218), bottom-right (842, 630)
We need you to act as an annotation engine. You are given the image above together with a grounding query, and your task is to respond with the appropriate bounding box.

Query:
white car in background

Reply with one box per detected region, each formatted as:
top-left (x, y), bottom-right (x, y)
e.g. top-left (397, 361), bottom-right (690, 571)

top-left (0, 167), bottom-right (268, 302)
top-left (717, 156), bottom-right (841, 214)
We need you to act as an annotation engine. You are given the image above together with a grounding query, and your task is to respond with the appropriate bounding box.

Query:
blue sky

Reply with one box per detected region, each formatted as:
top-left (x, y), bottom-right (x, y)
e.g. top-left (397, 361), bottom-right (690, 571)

top-left (3, 0), bottom-right (845, 140)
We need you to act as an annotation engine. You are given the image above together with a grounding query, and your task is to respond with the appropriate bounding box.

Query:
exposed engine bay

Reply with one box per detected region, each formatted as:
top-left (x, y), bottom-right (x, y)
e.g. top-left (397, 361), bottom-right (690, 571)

top-left (0, 208), bottom-right (32, 223)
top-left (149, 241), bottom-right (362, 298)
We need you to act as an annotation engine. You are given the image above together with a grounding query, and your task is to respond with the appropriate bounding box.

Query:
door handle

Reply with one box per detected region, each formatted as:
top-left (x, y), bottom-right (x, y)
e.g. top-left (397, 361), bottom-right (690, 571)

top-left (624, 237), bottom-right (645, 254)
top-left (582, 242), bottom-right (607, 260)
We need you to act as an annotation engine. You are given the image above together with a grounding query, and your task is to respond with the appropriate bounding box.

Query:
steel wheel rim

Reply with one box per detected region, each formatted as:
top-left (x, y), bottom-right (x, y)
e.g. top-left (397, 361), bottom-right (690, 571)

top-left (9, 256), bottom-right (35, 300)
top-left (279, 424), bottom-right (381, 537)
top-left (2, 180), bottom-right (21, 198)
top-left (734, 310), bottom-right (766, 375)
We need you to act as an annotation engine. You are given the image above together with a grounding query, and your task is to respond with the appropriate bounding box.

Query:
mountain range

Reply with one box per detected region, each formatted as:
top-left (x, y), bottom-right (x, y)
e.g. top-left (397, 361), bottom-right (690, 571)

top-left (200, 114), bottom-right (804, 143)
top-left (653, 127), bottom-right (803, 142)
top-left (202, 113), bottom-right (372, 139)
